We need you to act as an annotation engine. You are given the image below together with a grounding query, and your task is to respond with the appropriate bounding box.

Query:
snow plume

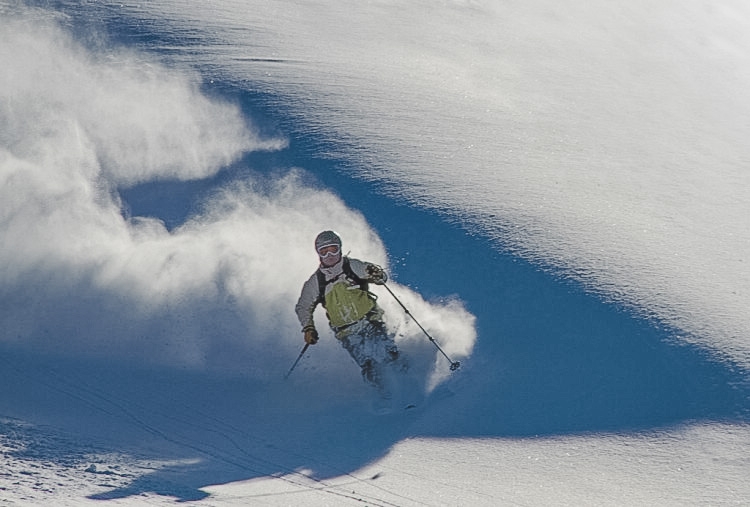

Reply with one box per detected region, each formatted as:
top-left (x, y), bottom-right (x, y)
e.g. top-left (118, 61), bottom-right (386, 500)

top-left (113, 0), bottom-right (750, 370)
top-left (375, 285), bottom-right (476, 390)
top-left (0, 7), bottom-right (476, 382)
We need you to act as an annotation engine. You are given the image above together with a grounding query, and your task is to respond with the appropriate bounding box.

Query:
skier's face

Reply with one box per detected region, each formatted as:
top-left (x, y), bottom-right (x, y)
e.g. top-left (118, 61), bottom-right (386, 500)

top-left (318, 244), bottom-right (341, 267)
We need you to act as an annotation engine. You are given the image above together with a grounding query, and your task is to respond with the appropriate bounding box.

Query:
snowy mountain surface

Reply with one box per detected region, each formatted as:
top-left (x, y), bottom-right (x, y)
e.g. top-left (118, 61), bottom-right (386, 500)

top-left (2, 1), bottom-right (749, 505)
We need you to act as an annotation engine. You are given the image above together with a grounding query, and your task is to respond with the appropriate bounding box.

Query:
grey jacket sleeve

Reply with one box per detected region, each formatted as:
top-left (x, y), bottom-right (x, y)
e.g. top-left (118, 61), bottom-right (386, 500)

top-left (295, 273), bottom-right (320, 330)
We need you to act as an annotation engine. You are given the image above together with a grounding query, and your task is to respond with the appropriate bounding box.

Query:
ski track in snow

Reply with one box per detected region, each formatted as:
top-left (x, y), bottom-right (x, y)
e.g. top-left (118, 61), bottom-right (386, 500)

top-left (0, 348), bottom-right (461, 505)
top-left (2, 342), bottom-right (749, 505)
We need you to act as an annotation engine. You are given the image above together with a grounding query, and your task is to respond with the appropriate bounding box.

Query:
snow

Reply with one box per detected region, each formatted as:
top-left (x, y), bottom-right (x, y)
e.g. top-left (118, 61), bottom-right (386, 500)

top-left (3, 346), bottom-right (749, 505)
top-left (106, 0), bottom-right (750, 368)
top-left (1, 0), bottom-right (749, 505)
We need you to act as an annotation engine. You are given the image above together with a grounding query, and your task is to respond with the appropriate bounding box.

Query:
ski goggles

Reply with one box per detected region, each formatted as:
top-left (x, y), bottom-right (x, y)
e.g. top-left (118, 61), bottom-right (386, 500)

top-left (317, 244), bottom-right (341, 258)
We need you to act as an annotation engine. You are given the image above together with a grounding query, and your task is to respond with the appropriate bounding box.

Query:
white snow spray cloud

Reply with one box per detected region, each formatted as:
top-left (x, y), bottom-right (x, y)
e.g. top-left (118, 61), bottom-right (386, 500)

top-left (102, 0), bottom-right (750, 369)
top-left (0, 7), bottom-right (477, 382)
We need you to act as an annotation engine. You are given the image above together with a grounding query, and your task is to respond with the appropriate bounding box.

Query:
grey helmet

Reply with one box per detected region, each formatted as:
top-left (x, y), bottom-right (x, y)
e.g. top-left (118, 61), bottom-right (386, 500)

top-left (314, 230), bottom-right (342, 252)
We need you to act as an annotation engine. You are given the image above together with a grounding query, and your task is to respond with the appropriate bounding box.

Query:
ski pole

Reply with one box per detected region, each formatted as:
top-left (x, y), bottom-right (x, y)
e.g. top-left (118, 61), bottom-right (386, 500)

top-left (284, 343), bottom-right (310, 379)
top-left (382, 283), bottom-right (460, 371)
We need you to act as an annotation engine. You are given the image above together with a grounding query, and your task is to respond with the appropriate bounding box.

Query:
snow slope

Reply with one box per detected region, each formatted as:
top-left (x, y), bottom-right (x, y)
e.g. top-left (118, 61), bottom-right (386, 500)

top-left (1, 1), bottom-right (749, 505)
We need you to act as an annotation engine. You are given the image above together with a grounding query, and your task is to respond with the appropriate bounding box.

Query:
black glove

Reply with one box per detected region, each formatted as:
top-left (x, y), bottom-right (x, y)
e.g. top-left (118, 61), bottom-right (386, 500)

top-left (366, 264), bottom-right (387, 285)
top-left (303, 326), bottom-right (319, 345)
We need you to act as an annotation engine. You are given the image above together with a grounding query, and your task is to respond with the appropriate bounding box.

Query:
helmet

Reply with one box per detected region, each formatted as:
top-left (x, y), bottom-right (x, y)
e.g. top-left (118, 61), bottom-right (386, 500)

top-left (314, 230), bottom-right (342, 252)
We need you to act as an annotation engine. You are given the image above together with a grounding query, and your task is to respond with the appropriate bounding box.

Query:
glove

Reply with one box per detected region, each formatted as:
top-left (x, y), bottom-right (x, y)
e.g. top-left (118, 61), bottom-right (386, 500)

top-left (303, 326), bottom-right (319, 345)
top-left (366, 264), bottom-right (387, 285)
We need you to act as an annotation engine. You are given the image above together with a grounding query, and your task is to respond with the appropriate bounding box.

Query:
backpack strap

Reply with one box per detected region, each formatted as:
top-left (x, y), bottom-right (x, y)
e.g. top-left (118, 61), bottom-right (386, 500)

top-left (344, 257), bottom-right (369, 292)
top-left (316, 257), bottom-right (369, 308)
top-left (316, 269), bottom-right (327, 307)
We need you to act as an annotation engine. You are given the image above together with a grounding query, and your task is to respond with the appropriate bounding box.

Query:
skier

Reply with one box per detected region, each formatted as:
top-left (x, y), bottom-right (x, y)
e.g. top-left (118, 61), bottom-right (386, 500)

top-left (295, 230), bottom-right (403, 397)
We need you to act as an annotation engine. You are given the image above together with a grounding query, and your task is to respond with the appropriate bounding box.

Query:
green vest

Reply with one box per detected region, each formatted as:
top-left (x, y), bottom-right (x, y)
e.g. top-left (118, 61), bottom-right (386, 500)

top-left (324, 280), bottom-right (376, 328)
top-left (317, 258), bottom-right (377, 329)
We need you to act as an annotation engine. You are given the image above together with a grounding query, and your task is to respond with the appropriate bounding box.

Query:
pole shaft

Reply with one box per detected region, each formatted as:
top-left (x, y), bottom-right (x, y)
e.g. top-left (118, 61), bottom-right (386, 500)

top-left (284, 342), bottom-right (310, 379)
top-left (383, 283), bottom-right (460, 370)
